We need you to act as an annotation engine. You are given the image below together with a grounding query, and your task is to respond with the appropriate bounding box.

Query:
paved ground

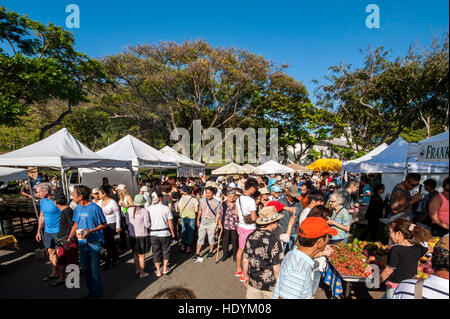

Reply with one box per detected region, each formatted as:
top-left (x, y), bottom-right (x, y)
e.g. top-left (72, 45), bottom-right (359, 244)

top-left (0, 231), bottom-right (385, 299)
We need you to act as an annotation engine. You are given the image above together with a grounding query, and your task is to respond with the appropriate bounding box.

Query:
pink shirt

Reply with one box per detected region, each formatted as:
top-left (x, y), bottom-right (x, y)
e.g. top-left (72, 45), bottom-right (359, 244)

top-left (438, 193), bottom-right (449, 226)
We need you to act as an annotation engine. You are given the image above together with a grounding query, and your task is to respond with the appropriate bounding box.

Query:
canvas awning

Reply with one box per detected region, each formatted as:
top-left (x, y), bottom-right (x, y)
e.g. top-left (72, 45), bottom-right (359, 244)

top-left (211, 163), bottom-right (245, 175)
top-left (0, 167), bottom-right (29, 182)
top-left (342, 143), bottom-right (388, 172)
top-left (256, 160), bottom-right (294, 175)
top-left (0, 128), bottom-right (133, 171)
top-left (160, 146), bottom-right (205, 177)
top-left (286, 163), bottom-right (313, 174)
top-left (96, 135), bottom-right (177, 170)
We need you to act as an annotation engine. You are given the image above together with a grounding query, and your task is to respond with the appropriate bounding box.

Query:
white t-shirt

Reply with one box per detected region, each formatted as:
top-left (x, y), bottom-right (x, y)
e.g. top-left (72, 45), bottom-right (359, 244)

top-left (298, 207), bottom-right (311, 227)
top-left (236, 195), bottom-right (257, 230)
top-left (97, 199), bottom-right (121, 229)
top-left (393, 275), bottom-right (449, 299)
top-left (148, 203), bottom-right (173, 237)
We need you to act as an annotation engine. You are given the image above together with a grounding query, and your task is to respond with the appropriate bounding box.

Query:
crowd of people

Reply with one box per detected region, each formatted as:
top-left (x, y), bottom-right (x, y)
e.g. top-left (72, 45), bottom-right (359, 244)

top-left (31, 171), bottom-right (448, 299)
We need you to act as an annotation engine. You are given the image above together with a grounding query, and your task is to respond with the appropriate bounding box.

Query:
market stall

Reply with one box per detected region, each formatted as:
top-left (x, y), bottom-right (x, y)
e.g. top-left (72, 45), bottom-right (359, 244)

top-left (160, 146), bottom-right (205, 177)
top-left (0, 128), bottom-right (133, 198)
top-left (0, 167), bottom-right (39, 235)
top-left (241, 164), bottom-right (262, 175)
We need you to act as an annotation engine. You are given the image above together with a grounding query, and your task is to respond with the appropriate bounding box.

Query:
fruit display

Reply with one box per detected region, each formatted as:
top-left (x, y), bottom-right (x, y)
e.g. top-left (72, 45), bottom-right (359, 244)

top-left (328, 238), bottom-right (390, 278)
top-left (416, 237), bottom-right (441, 279)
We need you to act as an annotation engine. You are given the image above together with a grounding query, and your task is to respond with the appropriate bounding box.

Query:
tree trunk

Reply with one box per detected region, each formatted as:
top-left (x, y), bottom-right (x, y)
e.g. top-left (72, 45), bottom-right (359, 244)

top-left (39, 103), bottom-right (73, 140)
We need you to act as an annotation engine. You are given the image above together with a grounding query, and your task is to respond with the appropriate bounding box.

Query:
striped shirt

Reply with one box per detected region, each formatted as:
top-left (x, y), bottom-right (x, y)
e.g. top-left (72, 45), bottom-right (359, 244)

top-left (393, 275), bottom-right (449, 299)
top-left (272, 248), bottom-right (315, 299)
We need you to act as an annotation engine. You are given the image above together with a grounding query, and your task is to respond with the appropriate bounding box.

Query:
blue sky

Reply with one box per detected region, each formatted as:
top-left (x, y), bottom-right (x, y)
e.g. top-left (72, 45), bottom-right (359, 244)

top-left (1, 0), bottom-right (448, 103)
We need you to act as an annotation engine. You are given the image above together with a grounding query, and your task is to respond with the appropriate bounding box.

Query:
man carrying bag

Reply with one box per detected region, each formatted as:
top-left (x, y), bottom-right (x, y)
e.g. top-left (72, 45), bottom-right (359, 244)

top-left (193, 186), bottom-right (223, 263)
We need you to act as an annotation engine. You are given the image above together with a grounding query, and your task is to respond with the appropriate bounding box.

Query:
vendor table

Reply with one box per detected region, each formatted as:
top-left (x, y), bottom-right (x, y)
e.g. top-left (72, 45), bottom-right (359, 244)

top-left (0, 234), bottom-right (19, 250)
top-left (323, 261), bottom-right (367, 299)
top-left (0, 200), bottom-right (39, 234)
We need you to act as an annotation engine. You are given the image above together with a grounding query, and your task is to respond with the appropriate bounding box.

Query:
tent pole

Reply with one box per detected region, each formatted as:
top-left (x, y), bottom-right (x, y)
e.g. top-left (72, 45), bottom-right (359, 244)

top-left (60, 168), bottom-right (68, 200)
top-left (28, 176), bottom-right (40, 221)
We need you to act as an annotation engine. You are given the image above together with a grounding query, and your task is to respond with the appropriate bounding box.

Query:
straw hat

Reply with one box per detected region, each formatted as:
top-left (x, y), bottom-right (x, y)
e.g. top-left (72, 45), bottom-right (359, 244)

top-left (259, 187), bottom-right (270, 195)
top-left (256, 206), bottom-right (283, 225)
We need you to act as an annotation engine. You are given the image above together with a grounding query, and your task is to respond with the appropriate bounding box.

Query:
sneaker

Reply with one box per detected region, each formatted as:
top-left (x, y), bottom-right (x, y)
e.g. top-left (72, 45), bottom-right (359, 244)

top-left (195, 257), bottom-right (204, 263)
top-left (192, 254), bottom-right (200, 261)
top-left (234, 270), bottom-right (243, 277)
top-left (239, 275), bottom-right (245, 282)
top-left (207, 251), bottom-right (214, 259)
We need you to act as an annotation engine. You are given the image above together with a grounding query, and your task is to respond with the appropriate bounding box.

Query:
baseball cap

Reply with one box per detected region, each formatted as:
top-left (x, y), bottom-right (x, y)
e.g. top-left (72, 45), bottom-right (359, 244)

top-left (267, 201), bottom-right (285, 212)
top-left (276, 176), bottom-right (282, 181)
top-left (298, 217), bottom-right (338, 239)
top-left (117, 184), bottom-right (126, 190)
top-left (91, 187), bottom-right (99, 194)
top-left (328, 182), bottom-right (337, 188)
top-left (140, 186), bottom-right (149, 192)
top-left (272, 185), bottom-right (282, 193)
top-left (259, 188), bottom-right (270, 195)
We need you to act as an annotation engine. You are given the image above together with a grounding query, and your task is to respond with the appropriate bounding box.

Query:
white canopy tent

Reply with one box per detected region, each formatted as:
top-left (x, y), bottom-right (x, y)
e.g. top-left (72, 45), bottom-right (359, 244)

top-left (159, 146), bottom-right (205, 177)
top-left (0, 128), bottom-right (133, 198)
top-left (211, 163), bottom-right (245, 175)
top-left (96, 135), bottom-right (177, 171)
top-left (407, 131), bottom-right (449, 174)
top-left (256, 160), bottom-right (294, 175)
top-left (241, 164), bottom-right (262, 175)
top-left (342, 143), bottom-right (388, 173)
top-left (0, 167), bottom-right (29, 182)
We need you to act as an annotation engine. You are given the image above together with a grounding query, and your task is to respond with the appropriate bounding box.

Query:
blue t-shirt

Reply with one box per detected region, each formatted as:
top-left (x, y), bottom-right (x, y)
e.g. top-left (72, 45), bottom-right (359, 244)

top-left (40, 198), bottom-right (61, 234)
top-left (73, 202), bottom-right (106, 245)
top-left (363, 184), bottom-right (372, 204)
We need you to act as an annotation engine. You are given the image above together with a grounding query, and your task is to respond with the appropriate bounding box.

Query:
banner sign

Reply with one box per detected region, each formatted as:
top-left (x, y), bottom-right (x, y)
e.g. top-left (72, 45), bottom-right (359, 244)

top-left (418, 141), bottom-right (449, 162)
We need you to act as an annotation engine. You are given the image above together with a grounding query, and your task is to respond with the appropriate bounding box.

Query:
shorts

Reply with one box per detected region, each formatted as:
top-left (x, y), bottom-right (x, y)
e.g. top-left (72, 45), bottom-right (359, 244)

top-left (57, 242), bottom-right (79, 266)
top-left (197, 222), bottom-right (216, 246)
top-left (43, 232), bottom-right (58, 249)
top-left (237, 227), bottom-right (255, 249)
top-left (129, 236), bottom-right (151, 255)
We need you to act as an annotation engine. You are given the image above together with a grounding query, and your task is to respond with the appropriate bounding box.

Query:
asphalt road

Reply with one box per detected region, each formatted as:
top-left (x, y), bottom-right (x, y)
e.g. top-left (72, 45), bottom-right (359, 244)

top-left (0, 232), bottom-right (384, 299)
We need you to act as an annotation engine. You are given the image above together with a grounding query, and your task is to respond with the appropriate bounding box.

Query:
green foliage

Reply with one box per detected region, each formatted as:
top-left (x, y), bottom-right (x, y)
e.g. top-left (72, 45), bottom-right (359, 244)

top-left (314, 33), bottom-right (449, 151)
top-left (0, 6), bottom-right (107, 127)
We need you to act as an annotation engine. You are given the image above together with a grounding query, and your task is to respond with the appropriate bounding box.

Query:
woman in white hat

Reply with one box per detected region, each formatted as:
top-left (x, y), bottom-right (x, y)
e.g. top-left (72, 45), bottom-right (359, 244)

top-left (126, 194), bottom-right (151, 278)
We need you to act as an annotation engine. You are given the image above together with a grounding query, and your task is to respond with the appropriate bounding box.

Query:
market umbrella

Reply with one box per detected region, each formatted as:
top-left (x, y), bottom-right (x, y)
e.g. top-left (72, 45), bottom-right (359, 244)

top-left (286, 163), bottom-right (313, 174)
top-left (306, 159), bottom-right (342, 172)
top-left (211, 162), bottom-right (245, 175)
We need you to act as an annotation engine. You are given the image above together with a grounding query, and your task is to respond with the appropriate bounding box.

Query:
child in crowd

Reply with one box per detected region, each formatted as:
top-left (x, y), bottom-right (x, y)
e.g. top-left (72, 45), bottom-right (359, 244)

top-left (380, 219), bottom-right (433, 299)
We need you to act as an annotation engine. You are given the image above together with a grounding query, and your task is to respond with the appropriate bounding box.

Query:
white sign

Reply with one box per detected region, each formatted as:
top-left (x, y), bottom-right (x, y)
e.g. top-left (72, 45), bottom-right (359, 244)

top-left (418, 142), bottom-right (449, 162)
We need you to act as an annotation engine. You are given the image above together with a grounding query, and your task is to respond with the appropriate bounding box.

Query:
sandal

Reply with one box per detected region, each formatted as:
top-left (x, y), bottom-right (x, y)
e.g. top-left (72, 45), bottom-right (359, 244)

top-left (42, 275), bottom-right (58, 282)
top-left (49, 280), bottom-right (65, 287)
top-left (139, 272), bottom-right (150, 279)
top-left (163, 269), bottom-right (171, 275)
top-left (155, 271), bottom-right (162, 277)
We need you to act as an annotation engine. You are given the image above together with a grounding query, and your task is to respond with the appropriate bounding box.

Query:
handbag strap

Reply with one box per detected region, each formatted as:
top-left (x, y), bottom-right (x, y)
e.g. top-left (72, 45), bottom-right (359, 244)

top-left (180, 196), bottom-right (193, 215)
top-left (414, 279), bottom-right (425, 299)
top-left (205, 198), bottom-right (217, 217)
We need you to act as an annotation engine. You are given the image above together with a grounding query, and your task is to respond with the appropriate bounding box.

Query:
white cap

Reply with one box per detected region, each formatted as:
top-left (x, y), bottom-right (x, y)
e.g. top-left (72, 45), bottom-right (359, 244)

top-left (117, 184), bottom-right (126, 190)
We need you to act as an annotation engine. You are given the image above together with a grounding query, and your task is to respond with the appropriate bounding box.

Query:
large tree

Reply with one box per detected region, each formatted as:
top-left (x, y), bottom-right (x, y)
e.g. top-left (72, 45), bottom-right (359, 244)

top-left (0, 6), bottom-right (106, 138)
top-left (314, 33), bottom-right (449, 151)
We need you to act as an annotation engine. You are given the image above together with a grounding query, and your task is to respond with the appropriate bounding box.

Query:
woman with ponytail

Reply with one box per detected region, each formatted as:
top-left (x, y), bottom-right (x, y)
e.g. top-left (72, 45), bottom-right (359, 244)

top-left (380, 219), bottom-right (433, 299)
